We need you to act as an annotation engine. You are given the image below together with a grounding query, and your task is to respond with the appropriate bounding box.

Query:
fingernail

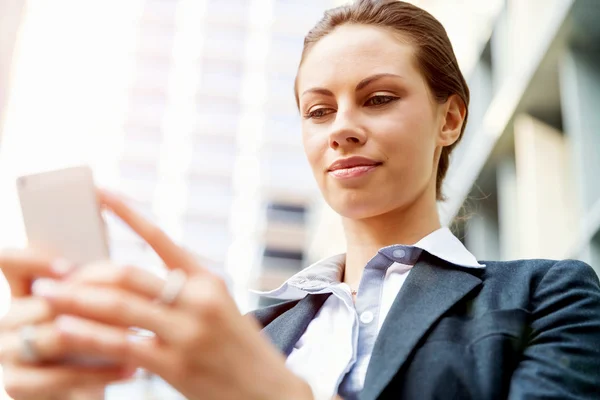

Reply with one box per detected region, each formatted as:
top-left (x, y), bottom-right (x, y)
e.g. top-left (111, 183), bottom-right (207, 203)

top-left (32, 278), bottom-right (57, 296)
top-left (34, 279), bottom-right (62, 298)
top-left (100, 188), bottom-right (118, 200)
top-left (56, 315), bottom-right (82, 333)
top-left (51, 258), bottom-right (75, 276)
top-left (119, 365), bottom-right (138, 380)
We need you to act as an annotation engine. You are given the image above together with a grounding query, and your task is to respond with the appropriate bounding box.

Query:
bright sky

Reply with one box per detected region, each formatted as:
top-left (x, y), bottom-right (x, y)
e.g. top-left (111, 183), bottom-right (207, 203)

top-left (0, 0), bottom-right (144, 318)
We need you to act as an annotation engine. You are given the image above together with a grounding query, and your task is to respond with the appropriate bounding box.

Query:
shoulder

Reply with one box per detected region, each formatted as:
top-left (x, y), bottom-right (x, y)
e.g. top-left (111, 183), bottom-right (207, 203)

top-left (480, 258), bottom-right (600, 299)
top-left (479, 258), bottom-right (596, 276)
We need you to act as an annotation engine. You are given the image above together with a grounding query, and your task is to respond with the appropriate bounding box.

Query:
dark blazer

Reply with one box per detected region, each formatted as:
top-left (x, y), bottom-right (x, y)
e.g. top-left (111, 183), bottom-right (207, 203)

top-left (250, 252), bottom-right (600, 400)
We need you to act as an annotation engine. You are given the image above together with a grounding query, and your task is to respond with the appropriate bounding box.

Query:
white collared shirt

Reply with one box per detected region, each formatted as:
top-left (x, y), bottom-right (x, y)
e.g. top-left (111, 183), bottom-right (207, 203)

top-left (253, 227), bottom-right (485, 400)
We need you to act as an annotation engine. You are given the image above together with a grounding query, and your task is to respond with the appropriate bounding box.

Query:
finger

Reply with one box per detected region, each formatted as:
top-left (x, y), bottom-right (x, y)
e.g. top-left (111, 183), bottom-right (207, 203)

top-left (0, 320), bottom-right (131, 366)
top-left (0, 322), bottom-right (64, 364)
top-left (54, 316), bottom-right (173, 377)
top-left (0, 297), bottom-right (54, 331)
top-left (0, 248), bottom-right (75, 297)
top-left (3, 363), bottom-right (132, 400)
top-left (98, 189), bottom-right (199, 274)
top-left (66, 263), bottom-right (165, 301)
top-left (65, 264), bottom-right (232, 317)
top-left (39, 282), bottom-right (190, 343)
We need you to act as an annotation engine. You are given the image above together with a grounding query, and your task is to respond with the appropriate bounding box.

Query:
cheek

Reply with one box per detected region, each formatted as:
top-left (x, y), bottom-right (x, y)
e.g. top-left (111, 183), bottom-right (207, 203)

top-left (301, 127), bottom-right (327, 173)
top-left (377, 104), bottom-right (437, 174)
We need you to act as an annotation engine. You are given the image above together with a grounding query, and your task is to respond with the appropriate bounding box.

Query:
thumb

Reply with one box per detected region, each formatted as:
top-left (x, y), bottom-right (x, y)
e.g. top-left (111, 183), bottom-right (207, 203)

top-left (0, 248), bottom-right (75, 297)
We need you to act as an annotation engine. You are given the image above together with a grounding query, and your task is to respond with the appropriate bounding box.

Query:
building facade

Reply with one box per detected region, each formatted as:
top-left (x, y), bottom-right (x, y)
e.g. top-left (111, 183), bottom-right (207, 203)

top-left (306, 0), bottom-right (600, 281)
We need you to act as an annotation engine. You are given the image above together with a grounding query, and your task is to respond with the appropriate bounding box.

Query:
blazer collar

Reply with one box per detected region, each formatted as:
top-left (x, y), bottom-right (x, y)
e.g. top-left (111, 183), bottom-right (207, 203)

top-left (258, 293), bottom-right (332, 357)
top-left (252, 227), bottom-right (484, 301)
top-left (251, 253), bottom-right (482, 399)
top-left (360, 252), bottom-right (482, 399)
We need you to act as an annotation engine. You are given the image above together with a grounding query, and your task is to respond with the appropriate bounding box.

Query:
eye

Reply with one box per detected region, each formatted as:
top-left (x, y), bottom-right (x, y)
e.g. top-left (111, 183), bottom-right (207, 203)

top-left (365, 95), bottom-right (399, 107)
top-left (304, 107), bottom-right (335, 120)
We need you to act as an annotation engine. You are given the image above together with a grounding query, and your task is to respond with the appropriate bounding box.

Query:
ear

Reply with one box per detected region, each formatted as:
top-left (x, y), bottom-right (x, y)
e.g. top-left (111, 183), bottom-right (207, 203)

top-left (437, 94), bottom-right (466, 146)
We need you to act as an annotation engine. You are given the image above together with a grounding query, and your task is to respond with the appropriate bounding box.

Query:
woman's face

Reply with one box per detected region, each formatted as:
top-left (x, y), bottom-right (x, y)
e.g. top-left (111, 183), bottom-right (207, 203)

top-left (297, 24), bottom-right (449, 220)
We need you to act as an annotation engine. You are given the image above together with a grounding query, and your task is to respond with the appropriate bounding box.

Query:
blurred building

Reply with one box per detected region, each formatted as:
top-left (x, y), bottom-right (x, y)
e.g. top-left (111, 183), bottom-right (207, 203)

top-left (1, 0), bottom-right (598, 398)
top-left (307, 0), bottom-right (600, 280)
top-left (1, 0), bottom-right (598, 315)
top-left (446, 0), bottom-right (600, 275)
top-left (0, 0), bottom-right (347, 315)
top-left (0, 0), bottom-right (26, 146)
top-left (107, 0), bottom-right (340, 313)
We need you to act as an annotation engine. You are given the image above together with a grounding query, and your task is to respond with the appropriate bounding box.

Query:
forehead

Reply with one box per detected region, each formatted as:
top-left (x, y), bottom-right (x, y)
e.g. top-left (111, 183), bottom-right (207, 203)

top-left (297, 24), bottom-right (419, 91)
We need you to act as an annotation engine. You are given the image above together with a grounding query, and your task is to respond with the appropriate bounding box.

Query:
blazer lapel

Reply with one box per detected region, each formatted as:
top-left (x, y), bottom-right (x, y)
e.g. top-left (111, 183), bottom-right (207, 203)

top-left (261, 293), bottom-right (331, 357)
top-left (361, 254), bottom-right (482, 400)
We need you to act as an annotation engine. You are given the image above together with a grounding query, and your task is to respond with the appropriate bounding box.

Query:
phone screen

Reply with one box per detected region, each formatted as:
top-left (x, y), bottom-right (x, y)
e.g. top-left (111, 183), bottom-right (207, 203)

top-left (17, 166), bottom-right (110, 265)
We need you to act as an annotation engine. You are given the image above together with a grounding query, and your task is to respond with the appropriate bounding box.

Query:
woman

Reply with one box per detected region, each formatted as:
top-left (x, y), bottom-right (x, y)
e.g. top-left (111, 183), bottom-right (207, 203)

top-left (1, 1), bottom-right (599, 399)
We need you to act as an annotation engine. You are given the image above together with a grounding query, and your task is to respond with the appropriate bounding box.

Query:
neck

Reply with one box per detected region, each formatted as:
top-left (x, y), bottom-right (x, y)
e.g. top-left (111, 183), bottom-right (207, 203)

top-left (341, 184), bottom-right (441, 289)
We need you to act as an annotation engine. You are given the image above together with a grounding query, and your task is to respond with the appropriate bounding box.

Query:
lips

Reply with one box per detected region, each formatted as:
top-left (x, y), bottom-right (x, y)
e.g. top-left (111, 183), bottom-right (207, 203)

top-left (327, 156), bottom-right (382, 172)
top-left (327, 156), bottom-right (382, 180)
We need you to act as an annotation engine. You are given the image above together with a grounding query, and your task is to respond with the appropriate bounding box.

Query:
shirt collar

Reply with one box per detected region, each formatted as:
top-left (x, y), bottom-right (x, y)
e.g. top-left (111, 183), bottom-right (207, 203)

top-left (252, 227), bottom-right (484, 300)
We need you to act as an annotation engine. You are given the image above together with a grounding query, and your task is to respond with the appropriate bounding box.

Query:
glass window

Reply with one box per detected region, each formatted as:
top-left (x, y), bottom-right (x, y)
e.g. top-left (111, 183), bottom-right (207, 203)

top-left (132, 62), bottom-right (172, 91)
top-left (136, 26), bottom-right (176, 56)
top-left (119, 160), bottom-right (158, 184)
top-left (141, 0), bottom-right (178, 28)
top-left (266, 34), bottom-right (303, 73)
top-left (196, 96), bottom-right (242, 133)
top-left (189, 136), bottom-right (237, 176)
top-left (122, 139), bottom-right (162, 161)
top-left (197, 95), bottom-right (241, 117)
top-left (261, 246), bottom-right (304, 271)
top-left (202, 24), bottom-right (247, 60)
top-left (117, 160), bottom-right (158, 200)
top-left (263, 248), bottom-right (303, 261)
top-left (274, 0), bottom-right (325, 19)
top-left (196, 112), bottom-right (240, 135)
top-left (264, 113), bottom-right (301, 142)
top-left (123, 121), bottom-right (163, 143)
top-left (267, 73), bottom-right (295, 99)
top-left (129, 87), bottom-right (168, 112)
top-left (126, 101), bottom-right (166, 128)
top-left (270, 34), bottom-right (304, 59)
top-left (266, 202), bottom-right (306, 224)
top-left (272, 0), bottom-right (326, 34)
top-left (186, 179), bottom-right (234, 214)
top-left (205, 0), bottom-right (250, 24)
top-left (180, 217), bottom-right (231, 261)
top-left (261, 150), bottom-right (314, 191)
top-left (200, 59), bottom-right (244, 94)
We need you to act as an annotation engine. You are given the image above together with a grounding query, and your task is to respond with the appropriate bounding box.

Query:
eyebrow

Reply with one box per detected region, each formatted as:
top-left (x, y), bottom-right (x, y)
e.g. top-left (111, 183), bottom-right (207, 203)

top-left (355, 73), bottom-right (404, 91)
top-left (301, 73), bottom-right (404, 98)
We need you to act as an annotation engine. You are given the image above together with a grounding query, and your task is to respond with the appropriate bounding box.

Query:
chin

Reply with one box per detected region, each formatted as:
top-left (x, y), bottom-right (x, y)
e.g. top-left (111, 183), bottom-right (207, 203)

top-left (328, 191), bottom-right (395, 220)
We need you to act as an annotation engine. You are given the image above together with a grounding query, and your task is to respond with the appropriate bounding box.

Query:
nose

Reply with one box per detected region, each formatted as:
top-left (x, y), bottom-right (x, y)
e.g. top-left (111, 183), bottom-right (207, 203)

top-left (328, 111), bottom-right (367, 151)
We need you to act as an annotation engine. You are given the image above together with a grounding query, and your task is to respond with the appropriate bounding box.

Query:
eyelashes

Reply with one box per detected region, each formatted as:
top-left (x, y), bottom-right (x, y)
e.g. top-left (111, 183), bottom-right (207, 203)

top-left (303, 95), bottom-right (400, 120)
top-left (303, 108), bottom-right (335, 119)
top-left (364, 95), bottom-right (398, 107)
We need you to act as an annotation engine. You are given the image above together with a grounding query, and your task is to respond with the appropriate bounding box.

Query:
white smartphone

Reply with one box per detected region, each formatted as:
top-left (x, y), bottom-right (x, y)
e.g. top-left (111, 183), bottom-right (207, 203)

top-left (17, 165), bottom-right (110, 265)
top-left (17, 166), bottom-right (116, 367)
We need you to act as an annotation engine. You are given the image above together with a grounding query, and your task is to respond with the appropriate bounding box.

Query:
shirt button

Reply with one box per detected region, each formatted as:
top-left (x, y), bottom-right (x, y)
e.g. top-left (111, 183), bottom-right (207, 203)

top-left (393, 249), bottom-right (406, 258)
top-left (360, 311), bottom-right (374, 324)
top-left (305, 281), bottom-right (322, 289)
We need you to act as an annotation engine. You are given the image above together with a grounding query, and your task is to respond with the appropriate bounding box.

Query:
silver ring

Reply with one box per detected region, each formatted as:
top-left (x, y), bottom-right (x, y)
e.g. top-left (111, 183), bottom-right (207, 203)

top-left (19, 325), bottom-right (40, 363)
top-left (156, 269), bottom-right (187, 306)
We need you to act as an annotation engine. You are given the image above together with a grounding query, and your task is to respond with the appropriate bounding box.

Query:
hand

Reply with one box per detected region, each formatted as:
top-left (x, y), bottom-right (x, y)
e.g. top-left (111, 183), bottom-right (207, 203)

top-left (0, 249), bottom-right (134, 400)
top-left (37, 190), bottom-right (314, 400)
